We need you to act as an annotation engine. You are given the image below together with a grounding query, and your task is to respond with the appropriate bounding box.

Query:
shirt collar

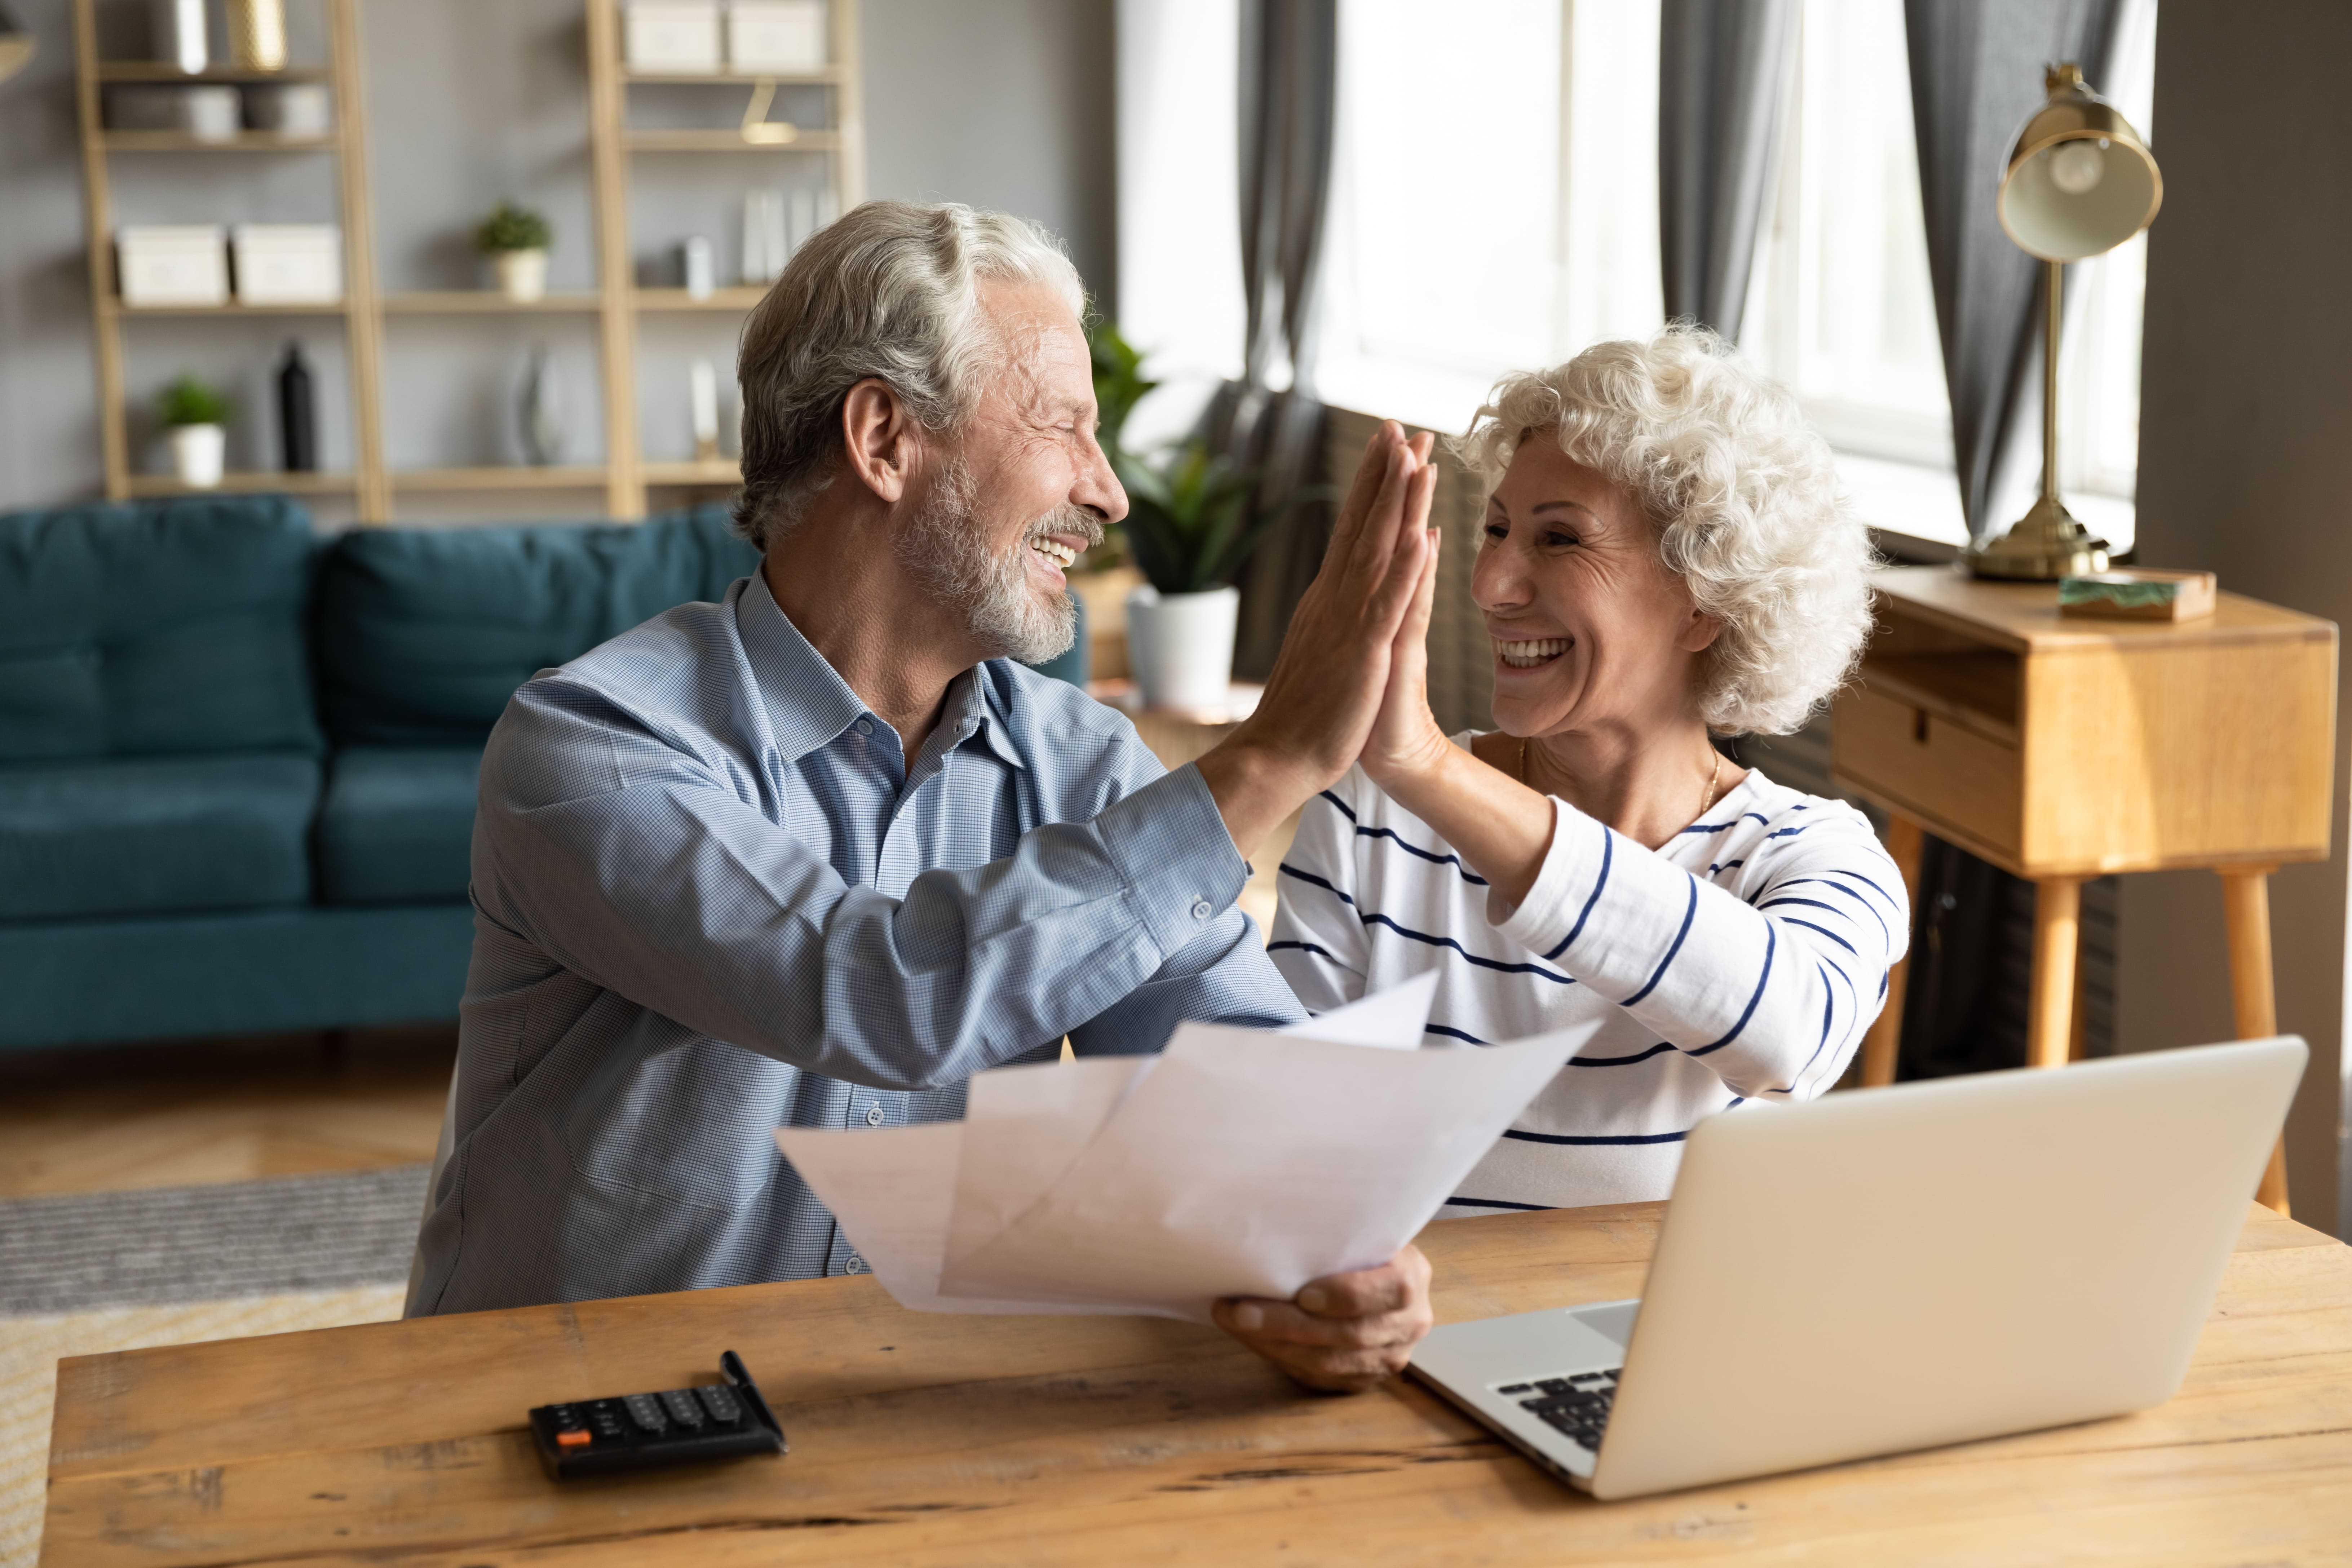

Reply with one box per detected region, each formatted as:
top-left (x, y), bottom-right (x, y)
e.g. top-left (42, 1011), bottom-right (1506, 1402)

top-left (734, 570), bottom-right (1028, 771)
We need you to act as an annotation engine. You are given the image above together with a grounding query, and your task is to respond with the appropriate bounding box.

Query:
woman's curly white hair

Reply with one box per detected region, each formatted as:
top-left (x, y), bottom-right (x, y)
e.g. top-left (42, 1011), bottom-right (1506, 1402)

top-left (1454, 324), bottom-right (1874, 736)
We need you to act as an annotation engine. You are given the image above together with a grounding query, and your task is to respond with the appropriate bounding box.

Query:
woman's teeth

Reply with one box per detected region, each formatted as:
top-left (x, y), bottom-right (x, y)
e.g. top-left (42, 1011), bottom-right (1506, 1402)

top-left (1495, 638), bottom-right (1570, 669)
top-left (1030, 538), bottom-right (1077, 570)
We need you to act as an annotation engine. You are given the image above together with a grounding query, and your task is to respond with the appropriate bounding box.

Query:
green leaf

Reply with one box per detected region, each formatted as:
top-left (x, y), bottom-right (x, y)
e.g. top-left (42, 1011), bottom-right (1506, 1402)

top-left (156, 373), bottom-right (231, 428)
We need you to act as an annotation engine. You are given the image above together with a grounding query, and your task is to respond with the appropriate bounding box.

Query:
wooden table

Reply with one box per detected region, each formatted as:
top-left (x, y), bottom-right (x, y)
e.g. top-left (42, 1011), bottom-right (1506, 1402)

top-left (41, 1201), bottom-right (2352, 1566)
top-left (1833, 567), bottom-right (2337, 1211)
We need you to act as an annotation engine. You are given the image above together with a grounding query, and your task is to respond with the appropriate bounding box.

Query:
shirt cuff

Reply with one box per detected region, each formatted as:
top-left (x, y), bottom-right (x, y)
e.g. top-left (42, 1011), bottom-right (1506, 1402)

top-left (1094, 762), bottom-right (1252, 957)
top-left (1486, 795), bottom-right (1599, 957)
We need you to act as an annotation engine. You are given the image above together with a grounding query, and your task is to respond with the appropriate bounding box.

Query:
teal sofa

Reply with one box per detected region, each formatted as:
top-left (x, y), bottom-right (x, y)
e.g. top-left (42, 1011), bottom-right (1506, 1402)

top-left (0, 495), bottom-right (1086, 1053)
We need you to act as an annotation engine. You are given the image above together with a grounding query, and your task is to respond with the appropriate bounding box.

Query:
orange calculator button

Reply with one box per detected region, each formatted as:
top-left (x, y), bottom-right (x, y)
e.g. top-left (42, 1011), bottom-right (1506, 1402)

top-left (555, 1429), bottom-right (593, 1448)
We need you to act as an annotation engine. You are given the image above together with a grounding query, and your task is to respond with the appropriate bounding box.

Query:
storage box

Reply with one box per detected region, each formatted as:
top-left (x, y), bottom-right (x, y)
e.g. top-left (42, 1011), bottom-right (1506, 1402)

top-left (231, 225), bottom-right (343, 305)
top-left (117, 225), bottom-right (229, 306)
top-left (728, 1), bottom-right (826, 72)
top-left (244, 82), bottom-right (333, 138)
top-left (626, 1), bottom-right (722, 73)
top-left (107, 84), bottom-right (242, 141)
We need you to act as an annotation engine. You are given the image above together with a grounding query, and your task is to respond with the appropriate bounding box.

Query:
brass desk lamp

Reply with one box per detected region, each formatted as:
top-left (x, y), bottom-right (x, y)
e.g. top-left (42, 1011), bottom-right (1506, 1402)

top-left (1964, 62), bottom-right (2162, 580)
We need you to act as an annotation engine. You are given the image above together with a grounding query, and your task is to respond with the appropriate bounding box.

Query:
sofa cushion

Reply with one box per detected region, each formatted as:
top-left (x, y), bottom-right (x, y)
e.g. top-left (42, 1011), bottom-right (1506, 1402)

top-left (317, 745), bottom-right (483, 905)
top-left (316, 505), bottom-right (759, 747)
top-left (0, 495), bottom-right (322, 763)
top-left (0, 753), bottom-right (319, 922)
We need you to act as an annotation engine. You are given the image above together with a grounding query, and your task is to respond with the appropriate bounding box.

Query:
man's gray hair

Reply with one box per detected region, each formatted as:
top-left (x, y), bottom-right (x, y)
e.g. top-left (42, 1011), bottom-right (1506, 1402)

top-left (731, 200), bottom-right (1085, 550)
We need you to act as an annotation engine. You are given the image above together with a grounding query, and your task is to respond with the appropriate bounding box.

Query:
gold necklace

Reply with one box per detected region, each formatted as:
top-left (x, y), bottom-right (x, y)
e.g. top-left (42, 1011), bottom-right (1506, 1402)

top-left (1518, 736), bottom-right (1724, 819)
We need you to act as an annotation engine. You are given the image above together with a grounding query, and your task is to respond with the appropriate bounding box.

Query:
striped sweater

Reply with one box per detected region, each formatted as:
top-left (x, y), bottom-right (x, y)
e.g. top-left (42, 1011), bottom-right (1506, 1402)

top-left (1268, 738), bottom-right (1909, 1214)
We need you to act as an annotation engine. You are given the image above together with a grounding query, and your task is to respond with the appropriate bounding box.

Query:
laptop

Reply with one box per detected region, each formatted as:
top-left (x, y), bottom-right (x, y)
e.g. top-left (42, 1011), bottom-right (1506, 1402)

top-left (1407, 1036), bottom-right (2306, 1501)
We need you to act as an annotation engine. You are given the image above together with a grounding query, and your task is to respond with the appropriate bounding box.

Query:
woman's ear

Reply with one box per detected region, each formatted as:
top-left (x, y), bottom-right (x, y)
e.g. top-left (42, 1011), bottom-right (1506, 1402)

top-left (840, 378), bottom-right (916, 504)
top-left (1679, 606), bottom-right (1725, 654)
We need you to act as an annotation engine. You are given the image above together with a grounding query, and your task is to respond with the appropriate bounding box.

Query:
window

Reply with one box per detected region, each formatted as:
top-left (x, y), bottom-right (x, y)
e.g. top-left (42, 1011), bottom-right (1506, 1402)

top-left (1118, 0), bottom-right (2155, 550)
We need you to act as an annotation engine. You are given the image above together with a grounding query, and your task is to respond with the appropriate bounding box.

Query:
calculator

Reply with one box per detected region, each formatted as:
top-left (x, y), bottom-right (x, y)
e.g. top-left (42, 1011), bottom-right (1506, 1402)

top-left (527, 1349), bottom-right (787, 1479)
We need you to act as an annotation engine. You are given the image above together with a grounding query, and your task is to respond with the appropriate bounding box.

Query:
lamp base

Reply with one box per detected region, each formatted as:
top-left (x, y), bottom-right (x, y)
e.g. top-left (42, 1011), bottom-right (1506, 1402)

top-left (1963, 494), bottom-right (2110, 580)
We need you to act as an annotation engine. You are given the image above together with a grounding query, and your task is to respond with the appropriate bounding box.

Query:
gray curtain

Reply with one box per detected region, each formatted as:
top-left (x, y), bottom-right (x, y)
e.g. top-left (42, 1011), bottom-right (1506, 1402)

top-left (1217, 0), bottom-right (1339, 679)
top-left (1658, 0), bottom-right (1800, 342)
top-left (1905, 0), bottom-right (2126, 538)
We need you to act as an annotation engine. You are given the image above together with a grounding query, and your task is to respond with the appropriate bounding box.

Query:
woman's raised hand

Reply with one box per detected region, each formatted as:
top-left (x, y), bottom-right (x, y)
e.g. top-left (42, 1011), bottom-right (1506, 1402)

top-left (1360, 486), bottom-right (1452, 790)
top-left (1195, 421), bottom-right (1437, 860)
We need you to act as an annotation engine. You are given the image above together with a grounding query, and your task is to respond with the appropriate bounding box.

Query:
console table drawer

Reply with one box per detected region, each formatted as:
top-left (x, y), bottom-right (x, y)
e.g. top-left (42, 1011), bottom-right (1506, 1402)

top-left (1833, 684), bottom-right (2022, 861)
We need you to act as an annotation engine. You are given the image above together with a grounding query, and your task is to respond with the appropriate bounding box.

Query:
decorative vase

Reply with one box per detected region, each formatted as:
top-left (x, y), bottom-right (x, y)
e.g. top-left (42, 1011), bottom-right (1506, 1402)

top-left (519, 346), bottom-right (566, 466)
top-left (224, 0), bottom-right (287, 72)
top-left (1124, 583), bottom-right (1241, 716)
top-left (169, 422), bottom-right (226, 488)
top-left (493, 248), bottom-right (548, 302)
top-left (277, 340), bottom-right (316, 472)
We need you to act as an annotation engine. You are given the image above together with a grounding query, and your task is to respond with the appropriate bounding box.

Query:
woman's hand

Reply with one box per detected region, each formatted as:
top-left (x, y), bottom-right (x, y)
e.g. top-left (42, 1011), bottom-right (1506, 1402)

top-left (1360, 492), bottom-right (1453, 791)
top-left (1197, 423), bottom-right (1436, 859)
top-left (1212, 1245), bottom-right (1435, 1392)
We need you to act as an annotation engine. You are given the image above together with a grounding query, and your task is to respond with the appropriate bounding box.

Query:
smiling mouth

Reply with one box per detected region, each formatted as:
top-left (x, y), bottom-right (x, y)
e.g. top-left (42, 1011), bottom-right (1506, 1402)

top-left (1029, 537), bottom-right (1079, 571)
top-left (1495, 637), bottom-right (1570, 669)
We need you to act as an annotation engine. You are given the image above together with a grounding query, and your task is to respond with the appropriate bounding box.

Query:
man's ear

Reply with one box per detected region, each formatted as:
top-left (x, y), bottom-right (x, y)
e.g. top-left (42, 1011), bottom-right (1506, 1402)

top-left (839, 377), bottom-right (918, 504)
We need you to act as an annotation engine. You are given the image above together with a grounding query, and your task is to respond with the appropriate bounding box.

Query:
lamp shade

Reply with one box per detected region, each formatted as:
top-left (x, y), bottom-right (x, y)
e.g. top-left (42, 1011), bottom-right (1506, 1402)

top-left (1996, 64), bottom-right (2161, 262)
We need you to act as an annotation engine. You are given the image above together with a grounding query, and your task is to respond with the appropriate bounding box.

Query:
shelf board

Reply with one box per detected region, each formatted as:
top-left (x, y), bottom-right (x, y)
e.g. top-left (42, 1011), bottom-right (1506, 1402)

top-left (634, 287), bottom-right (768, 311)
top-left (125, 471), bottom-right (355, 496)
top-left (390, 465), bottom-right (610, 491)
top-left (109, 299), bottom-right (349, 316)
top-left (102, 131), bottom-right (339, 152)
top-left (643, 460), bottom-right (743, 486)
top-left (623, 128), bottom-right (840, 152)
top-left (96, 62), bottom-right (335, 83)
top-left (621, 67), bottom-right (841, 85)
top-left (382, 291), bottom-right (602, 314)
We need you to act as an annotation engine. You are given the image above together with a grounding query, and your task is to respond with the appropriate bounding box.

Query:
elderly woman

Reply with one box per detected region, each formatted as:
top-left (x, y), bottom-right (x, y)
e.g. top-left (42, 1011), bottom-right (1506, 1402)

top-left (1269, 326), bottom-right (1905, 1213)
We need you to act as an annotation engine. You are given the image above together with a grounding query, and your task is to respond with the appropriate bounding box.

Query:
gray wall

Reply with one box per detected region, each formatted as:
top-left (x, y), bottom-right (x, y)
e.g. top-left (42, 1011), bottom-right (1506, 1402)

top-left (0, 0), bottom-right (1114, 514)
top-left (2121, 0), bottom-right (2352, 1237)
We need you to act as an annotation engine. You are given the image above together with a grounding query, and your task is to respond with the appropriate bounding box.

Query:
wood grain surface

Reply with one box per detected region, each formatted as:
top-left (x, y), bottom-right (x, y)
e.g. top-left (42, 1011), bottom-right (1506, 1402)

top-left (42, 1202), bottom-right (2352, 1567)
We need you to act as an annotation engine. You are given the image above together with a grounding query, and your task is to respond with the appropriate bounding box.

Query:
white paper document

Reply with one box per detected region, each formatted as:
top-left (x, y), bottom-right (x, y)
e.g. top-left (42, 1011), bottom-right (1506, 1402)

top-left (775, 974), bottom-right (1581, 1321)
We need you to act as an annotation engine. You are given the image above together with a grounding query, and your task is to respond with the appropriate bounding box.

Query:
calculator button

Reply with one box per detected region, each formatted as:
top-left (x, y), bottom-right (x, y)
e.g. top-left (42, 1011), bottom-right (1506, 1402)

top-left (660, 1389), bottom-right (706, 1427)
top-left (697, 1385), bottom-right (741, 1424)
top-left (624, 1394), bottom-right (668, 1432)
top-left (556, 1428), bottom-right (594, 1448)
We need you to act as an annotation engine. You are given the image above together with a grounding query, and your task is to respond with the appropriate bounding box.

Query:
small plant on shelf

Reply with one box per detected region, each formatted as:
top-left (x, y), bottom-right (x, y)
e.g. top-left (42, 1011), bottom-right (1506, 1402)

top-left (156, 373), bottom-right (231, 489)
top-left (475, 200), bottom-right (553, 302)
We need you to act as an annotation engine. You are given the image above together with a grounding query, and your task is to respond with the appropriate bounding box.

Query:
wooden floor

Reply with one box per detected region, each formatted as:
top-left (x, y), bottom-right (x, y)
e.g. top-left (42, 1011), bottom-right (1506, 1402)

top-left (0, 1026), bottom-right (456, 1200)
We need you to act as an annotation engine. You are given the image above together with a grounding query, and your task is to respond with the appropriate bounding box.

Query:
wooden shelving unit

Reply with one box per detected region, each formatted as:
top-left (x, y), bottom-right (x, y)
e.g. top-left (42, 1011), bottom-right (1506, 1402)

top-left (74, 0), bottom-right (861, 522)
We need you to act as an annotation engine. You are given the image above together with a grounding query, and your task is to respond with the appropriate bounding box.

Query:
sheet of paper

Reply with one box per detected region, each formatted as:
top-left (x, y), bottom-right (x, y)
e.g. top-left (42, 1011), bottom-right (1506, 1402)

top-left (937, 1022), bottom-right (1582, 1319)
top-left (1277, 969), bottom-right (1436, 1049)
top-left (772, 1122), bottom-right (1114, 1315)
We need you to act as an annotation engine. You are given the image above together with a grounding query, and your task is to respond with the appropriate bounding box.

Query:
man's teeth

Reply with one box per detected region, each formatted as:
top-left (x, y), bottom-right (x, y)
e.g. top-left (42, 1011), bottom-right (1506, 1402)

top-left (1030, 538), bottom-right (1077, 570)
top-left (1495, 638), bottom-right (1570, 669)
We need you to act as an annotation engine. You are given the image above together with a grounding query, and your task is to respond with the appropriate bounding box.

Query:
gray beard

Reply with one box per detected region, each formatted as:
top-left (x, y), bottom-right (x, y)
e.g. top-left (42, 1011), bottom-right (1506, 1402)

top-left (894, 459), bottom-right (1097, 666)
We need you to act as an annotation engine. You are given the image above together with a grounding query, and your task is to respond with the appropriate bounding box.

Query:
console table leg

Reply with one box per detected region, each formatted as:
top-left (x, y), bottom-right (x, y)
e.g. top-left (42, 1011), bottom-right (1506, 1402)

top-left (2027, 877), bottom-right (2082, 1070)
top-left (1859, 816), bottom-right (1925, 1088)
top-left (2219, 865), bottom-right (2290, 1217)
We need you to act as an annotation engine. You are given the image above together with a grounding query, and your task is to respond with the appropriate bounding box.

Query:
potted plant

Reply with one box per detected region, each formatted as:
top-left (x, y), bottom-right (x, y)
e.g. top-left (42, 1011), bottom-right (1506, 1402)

top-left (157, 374), bottom-right (231, 488)
top-left (1090, 319), bottom-right (1316, 713)
top-left (474, 200), bottom-right (552, 302)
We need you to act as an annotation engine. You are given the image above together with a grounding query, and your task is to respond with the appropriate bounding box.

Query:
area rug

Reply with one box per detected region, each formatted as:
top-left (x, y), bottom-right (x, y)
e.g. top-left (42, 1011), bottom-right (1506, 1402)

top-left (0, 1284), bottom-right (407, 1568)
top-left (0, 1163), bottom-right (430, 1316)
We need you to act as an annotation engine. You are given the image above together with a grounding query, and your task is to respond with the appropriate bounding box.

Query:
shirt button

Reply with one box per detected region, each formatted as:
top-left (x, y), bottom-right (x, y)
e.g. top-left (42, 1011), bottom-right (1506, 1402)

top-left (854, 718), bottom-right (874, 736)
top-left (864, 1104), bottom-right (885, 1126)
top-left (845, 1255), bottom-right (866, 1275)
top-left (1190, 897), bottom-right (1213, 920)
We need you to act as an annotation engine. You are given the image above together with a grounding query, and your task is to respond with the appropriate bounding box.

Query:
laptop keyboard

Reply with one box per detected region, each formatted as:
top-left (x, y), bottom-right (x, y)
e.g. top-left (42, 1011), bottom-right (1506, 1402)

top-left (1494, 1369), bottom-right (1620, 1452)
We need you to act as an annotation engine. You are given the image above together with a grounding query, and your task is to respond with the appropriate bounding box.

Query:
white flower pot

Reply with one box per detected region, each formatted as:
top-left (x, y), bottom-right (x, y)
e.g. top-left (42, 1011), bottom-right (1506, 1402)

top-left (168, 422), bottom-right (226, 488)
top-left (1125, 583), bottom-right (1241, 716)
top-left (493, 248), bottom-right (548, 302)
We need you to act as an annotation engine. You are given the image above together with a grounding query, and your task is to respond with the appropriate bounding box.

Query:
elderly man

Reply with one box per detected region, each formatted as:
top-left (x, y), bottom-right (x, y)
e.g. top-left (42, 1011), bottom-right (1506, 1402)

top-left (408, 201), bottom-right (1440, 1390)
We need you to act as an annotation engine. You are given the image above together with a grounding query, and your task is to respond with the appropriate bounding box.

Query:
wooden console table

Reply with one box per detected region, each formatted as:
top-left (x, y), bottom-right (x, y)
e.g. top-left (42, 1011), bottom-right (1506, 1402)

top-left (1833, 567), bottom-right (2336, 1211)
top-left (40, 1202), bottom-right (2352, 1566)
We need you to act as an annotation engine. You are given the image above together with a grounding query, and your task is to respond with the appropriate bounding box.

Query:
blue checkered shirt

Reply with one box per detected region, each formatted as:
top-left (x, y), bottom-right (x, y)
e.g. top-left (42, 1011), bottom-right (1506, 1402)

top-left (408, 571), bottom-right (1302, 1315)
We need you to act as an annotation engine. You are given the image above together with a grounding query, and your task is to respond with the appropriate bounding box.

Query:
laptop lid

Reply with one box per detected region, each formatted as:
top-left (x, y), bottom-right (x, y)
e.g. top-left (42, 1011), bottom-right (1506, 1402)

top-left (1589, 1037), bottom-right (2306, 1500)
